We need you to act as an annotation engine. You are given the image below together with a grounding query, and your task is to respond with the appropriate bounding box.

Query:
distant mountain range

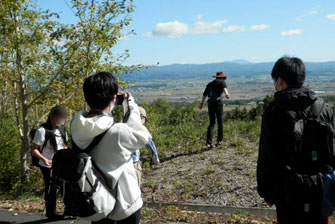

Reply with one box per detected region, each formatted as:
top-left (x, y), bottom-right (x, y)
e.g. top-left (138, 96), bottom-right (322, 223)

top-left (123, 60), bottom-right (335, 81)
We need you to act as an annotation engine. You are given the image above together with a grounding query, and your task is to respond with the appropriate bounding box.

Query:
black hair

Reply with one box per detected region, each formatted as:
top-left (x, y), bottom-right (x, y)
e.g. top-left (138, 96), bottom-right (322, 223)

top-left (46, 106), bottom-right (67, 129)
top-left (271, 56), bottom-right (306, 88)
top-left (40, 106), bottom-right (67, 151)
top-left (83, 71), bottom-right (119, 110)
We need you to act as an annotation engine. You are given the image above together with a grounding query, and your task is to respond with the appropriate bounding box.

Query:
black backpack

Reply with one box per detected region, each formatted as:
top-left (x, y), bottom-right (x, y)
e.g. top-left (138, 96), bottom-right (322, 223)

top-left (278, 98), bottom-right (334, 214)
top-left (30, 124), bottom-right (68, 167)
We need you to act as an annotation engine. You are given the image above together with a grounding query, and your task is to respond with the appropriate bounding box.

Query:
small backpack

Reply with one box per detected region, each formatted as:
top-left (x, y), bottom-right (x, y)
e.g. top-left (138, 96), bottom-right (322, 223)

top-left (278, 98), bottom-right (334, 215)
top-left (52, 127), bottom-right (118, 221)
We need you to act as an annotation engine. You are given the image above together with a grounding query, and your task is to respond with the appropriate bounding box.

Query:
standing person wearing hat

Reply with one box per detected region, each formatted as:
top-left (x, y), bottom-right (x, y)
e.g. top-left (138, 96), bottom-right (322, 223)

top-left (132, 107), bottom-right (160, 185)
top-left (199, 72), bottom-right (230, 148)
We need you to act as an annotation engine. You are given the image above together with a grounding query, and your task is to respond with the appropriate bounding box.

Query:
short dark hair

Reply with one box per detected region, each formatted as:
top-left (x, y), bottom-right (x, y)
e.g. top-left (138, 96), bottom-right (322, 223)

top-left (83, 72), bottom-right (119, 110)
top-left (271, 57), bottom-right (306, 88)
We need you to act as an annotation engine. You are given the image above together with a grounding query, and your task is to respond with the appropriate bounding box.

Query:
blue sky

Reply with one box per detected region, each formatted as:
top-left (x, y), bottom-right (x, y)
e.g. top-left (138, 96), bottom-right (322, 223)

top-left (38, 0), bottom-right (335, 65)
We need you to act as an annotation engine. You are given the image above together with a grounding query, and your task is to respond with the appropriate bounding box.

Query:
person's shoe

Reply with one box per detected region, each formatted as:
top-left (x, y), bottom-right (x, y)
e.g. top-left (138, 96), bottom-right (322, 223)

top-left (217, 141), bottom-right (223, 146)
top-left (46, 213), bottom-right (64, 220)
top-left (207, 144), bottom-right (214, 149)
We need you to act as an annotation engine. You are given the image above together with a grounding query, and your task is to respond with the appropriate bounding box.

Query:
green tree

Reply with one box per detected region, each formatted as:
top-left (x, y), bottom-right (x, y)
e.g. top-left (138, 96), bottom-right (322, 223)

top-left (61, 0), bottom-right (140, 109)
top-left (0, 0), bottom-right (137, 187)
top-left (0, 0), bottom-right (69, 185)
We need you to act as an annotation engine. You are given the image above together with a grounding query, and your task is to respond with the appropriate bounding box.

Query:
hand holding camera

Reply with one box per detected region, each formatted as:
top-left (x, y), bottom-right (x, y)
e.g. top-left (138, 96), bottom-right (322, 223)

top-left (115, 92), bottom-right (132, 106)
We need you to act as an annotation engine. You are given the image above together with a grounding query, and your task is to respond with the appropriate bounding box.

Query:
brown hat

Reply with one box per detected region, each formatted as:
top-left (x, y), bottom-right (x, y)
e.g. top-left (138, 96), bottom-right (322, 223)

top-left (213, 71), bottom-right (227, 79)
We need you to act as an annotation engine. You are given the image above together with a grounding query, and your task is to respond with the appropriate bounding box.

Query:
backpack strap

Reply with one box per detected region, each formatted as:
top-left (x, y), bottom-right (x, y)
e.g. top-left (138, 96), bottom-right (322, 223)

top-left (84, 128), bottom-right (111, 154)
top-left (39, 126), bottom-right (51, 154)
top-left (58, 125), bottom-right (68, 145)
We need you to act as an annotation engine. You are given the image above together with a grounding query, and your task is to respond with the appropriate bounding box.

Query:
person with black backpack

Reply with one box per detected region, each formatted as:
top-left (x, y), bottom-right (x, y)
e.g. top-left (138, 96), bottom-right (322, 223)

top-left (31, 105), bottom-right (68, 219)
top-left (199, 71), bottom-right (230, 148)
top-left (69, 72), bottom-right (152, 224)
top-left (257, 57), bottom-right (334, 223)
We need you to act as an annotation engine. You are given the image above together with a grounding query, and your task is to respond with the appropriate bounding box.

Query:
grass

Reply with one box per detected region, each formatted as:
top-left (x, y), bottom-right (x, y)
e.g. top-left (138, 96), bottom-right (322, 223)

top-left (140, 101), bottom-right (261, 164)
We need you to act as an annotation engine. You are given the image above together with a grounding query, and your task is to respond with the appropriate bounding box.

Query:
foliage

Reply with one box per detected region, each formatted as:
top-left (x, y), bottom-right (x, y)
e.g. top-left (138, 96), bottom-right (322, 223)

top-left (0, 0), bottom-right (136, 188)
top-left (138, 99), bottom-right (264, 163)
top-left (0, 117), bottom-right (21, 194)
top-left (225, 95), bottom-right (274, 121)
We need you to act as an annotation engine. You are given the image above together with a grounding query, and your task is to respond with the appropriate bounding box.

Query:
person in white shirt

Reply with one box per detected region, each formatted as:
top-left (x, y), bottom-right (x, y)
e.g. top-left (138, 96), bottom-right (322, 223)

top-left (71, 72), bottom-right (151, 224)
top-left (32, 106), bottom-right (68, 219)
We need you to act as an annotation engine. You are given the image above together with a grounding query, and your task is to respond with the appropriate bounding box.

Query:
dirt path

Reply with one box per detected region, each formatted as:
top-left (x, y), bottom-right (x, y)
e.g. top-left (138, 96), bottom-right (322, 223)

top-left (142, 143), bottom-right (265, 208)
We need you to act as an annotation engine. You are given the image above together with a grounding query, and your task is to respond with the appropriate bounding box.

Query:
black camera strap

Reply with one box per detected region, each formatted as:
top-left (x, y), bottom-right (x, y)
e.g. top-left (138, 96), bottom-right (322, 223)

top-left (122, 99), bottom-right (131, 123)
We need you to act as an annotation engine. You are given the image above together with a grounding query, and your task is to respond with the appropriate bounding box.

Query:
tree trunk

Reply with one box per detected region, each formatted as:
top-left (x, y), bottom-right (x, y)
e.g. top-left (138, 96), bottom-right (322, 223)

top-left (15, 18), bottom-right (30, 185)
top-left (19, 91), bottom-right (30, 185)
top-left (13, 81), bottom-right (29, 186)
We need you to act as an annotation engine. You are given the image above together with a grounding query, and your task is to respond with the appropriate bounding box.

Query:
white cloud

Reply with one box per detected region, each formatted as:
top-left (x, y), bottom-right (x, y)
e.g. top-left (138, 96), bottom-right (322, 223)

top-left (296, 8), bottom-right (319, 21)
top-left (144, 17), bottom-right (227, 38)
top-left (223, 25), bottom-right (246, 33)
top-left (143, 21), bottom-right (189, 38)
top-left (249, 24), bottom-right (271, 31)
top-left (327, 14), bottom-right (335, 20)
top-left (144, 16), bottom-right (271, 38)
top-left (281, 29), bottom-right (303, 36)
top-left (191, 20), bottom-right (228, 35)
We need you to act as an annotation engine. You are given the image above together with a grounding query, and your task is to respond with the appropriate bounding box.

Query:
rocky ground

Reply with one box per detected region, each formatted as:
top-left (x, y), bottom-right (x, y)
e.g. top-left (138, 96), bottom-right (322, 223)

top-left (141, 140), bottom-right (264, 208)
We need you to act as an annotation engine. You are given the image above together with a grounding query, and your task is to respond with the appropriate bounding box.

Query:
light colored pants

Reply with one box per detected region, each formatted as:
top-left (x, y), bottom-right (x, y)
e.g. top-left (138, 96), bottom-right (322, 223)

top-left (133, 161), bottom-right (142, 186)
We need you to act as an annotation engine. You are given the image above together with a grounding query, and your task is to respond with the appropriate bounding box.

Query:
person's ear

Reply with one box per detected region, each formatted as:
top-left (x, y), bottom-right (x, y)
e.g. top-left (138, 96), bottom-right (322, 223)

top-left (277, 77), bottom-right (288, 91)
top-left (274, 77), bottom-right (282, 91)
top-left (280, 78), bottom-right (288, 90)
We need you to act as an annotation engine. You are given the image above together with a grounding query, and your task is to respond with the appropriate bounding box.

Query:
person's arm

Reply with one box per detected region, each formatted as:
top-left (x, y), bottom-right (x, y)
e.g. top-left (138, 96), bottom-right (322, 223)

top-left (120, 92), bottom-right (152, 150)
top-left (32, 128), bottom-right (52, 166)
top-left (199, 95), bottom-right (207, 110)
top-left (32, 145), bottom-right (52, 166)
top-left (146, 140), bottom-right (160, 165)
top-left (224, 88), bottom-right (230, 99)
top-left (123, 93), bottom-right (146, 127)
top-left (200, 85), bottom-right (210, 110)
top-left (257, 109), bottom-right (275, 206)
top-left (116, 124), bottom-right (152, 155)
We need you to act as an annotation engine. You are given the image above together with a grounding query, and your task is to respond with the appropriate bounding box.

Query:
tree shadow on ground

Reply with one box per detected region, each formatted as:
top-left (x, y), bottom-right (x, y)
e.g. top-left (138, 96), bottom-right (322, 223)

top-left (159, 145), bottom-right (222, 163)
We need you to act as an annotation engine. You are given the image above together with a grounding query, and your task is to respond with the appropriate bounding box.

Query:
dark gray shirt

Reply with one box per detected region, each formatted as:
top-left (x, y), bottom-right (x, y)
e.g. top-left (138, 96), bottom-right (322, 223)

top-left (203, 79), bottom-right (227, 99)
